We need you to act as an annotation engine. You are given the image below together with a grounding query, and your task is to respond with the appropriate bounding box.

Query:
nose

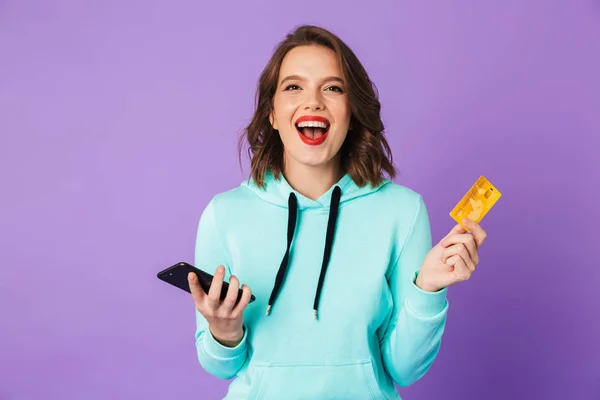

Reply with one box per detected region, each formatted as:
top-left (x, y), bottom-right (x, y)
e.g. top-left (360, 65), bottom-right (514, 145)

top-left (303, 89), bottom-right (325, 111)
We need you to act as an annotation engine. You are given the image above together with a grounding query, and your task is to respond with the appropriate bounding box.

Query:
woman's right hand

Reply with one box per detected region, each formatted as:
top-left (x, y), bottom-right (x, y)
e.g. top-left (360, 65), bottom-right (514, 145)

top-left (188, 265), bottom-right (253, 348)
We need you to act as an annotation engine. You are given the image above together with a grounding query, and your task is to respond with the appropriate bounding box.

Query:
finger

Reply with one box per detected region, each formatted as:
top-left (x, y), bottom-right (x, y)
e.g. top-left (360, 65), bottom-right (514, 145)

top-left (207, 265), bottom-right (226, 308)
top-left (462, 219), bottom-right (487, 248)
top-left (458, 245), bottom-right (476, 272)
top-left (442, 243), bottom-right (475, 272)
top-left (188, 272), bottom-right (206, 308)
top-left (442, 224), bottom-right (467, 242)
top-left (222, 275), bottom-right (240, 311)
top-left (231, 284), bottom-right (252, 317)
top-left (446, 224), bottom-right (467, 237)
top-left (442, 244), bottom-right (476, 271)
top-left (441, 235), bottom-right (479, 265)
top-left (446, 255), bottom-right (472, 281)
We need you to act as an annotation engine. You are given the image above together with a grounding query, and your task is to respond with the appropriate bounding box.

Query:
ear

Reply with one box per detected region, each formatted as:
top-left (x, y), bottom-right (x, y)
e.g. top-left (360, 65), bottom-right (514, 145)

top-left (269, 111), bottom-right (278, 130)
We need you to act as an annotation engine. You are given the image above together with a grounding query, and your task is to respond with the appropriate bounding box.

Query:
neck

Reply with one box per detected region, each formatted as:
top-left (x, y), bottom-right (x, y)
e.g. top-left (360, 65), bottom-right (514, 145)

top-left (282, 156), bottom-right (344, 201)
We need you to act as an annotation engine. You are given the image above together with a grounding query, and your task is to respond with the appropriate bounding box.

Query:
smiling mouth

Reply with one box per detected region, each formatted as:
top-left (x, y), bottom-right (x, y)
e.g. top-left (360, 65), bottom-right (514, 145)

top-left (296, 121), bottom-right (329, 139)
top-left (294, 117), bottom-right (331, 146)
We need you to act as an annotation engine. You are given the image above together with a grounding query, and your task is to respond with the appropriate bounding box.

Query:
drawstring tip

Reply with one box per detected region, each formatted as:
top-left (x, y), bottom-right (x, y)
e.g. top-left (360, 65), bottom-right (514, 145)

top-left (313, 309), bottom-right (317, 320)
top-left (266, 305), bottom-right (271, 316)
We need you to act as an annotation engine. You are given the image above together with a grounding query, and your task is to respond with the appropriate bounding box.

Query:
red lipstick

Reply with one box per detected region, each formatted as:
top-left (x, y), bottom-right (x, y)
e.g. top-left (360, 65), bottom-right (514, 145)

top-left (295, 116), bottom-right (331, 146)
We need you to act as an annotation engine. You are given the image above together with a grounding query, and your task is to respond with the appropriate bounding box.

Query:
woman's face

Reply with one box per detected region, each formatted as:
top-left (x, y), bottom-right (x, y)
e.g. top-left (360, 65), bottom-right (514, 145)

top-left (270, 45), bottom-right (351, 173)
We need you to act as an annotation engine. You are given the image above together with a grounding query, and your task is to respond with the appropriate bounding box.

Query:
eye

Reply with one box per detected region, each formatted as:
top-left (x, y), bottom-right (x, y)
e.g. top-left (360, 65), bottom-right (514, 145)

top-left (325, 85), bottom-right (344, 93)
top-left (284, 84), bottom-right (301, 91)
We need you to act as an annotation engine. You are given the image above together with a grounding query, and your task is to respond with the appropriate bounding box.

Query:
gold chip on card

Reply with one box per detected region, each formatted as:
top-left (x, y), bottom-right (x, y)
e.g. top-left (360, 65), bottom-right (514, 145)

top-left (450, 176), bottom-right (502, 232)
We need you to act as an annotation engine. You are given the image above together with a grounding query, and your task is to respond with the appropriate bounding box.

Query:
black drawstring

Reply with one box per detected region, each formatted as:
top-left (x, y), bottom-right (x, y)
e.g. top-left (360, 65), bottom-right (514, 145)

top-left (265, 186), bottom-right (342, 320)
top-left (266, 192), bottom-right (298, 316)
top-left (313, 186), bottom-right (341, 320)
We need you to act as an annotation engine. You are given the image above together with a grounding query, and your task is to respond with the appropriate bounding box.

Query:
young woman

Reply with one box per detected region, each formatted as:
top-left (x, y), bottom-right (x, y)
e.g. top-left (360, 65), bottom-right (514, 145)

top-left (187, 25), bottom-right (487, 399)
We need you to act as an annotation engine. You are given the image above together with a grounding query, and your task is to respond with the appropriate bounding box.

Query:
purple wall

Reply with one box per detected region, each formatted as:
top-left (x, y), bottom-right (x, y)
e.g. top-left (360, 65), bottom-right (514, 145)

top-left (1, 1), bottom-right (598, 399)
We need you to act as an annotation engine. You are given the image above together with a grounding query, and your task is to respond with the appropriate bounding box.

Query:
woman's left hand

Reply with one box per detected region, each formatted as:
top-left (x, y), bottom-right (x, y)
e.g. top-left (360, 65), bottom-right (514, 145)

top-left (415, 219), bottom-right (487, 293)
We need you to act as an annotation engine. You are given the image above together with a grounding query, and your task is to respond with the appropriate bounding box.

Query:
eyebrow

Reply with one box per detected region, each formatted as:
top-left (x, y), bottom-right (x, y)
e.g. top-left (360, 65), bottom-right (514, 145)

top-left (279, 75), bottom-right (345, 87)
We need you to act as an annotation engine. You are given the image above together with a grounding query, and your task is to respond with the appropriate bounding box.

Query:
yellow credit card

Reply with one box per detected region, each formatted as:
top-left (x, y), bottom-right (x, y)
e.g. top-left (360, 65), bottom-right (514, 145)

top-left (450, 175), bottom-right (502, 232)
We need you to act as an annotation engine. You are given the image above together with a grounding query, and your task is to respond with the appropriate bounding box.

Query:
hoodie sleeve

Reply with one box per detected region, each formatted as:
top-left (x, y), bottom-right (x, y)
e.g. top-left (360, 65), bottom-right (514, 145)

top-left (193, 197), bottom-right (249, 380)
top-left (379, 195), bottom-right (449, 387)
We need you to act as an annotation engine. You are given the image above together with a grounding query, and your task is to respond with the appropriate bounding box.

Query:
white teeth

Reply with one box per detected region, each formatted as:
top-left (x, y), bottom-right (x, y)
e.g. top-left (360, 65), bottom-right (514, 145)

top-left (296, 120), bottom-right (329, 129)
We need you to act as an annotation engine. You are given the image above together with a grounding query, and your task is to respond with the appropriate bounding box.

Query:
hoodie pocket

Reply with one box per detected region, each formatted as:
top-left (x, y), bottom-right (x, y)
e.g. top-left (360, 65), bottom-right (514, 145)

top-left (249, 359), bottom-right (387, 400)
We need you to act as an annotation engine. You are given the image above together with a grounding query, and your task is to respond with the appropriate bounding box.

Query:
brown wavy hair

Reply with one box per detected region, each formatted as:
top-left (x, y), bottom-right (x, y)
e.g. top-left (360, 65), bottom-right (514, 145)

top-left (238, 25), bottom-right (397, 188)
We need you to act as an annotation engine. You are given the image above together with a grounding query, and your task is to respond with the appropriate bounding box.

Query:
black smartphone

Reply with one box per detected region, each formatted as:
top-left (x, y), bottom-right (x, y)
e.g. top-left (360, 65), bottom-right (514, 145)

top-left (157, 261), bottom-right (255, 304)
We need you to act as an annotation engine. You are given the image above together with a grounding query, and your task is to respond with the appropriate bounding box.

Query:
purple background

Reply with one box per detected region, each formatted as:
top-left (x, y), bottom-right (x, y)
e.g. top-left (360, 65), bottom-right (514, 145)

top-left (1, 1), bottom-right (599, 399)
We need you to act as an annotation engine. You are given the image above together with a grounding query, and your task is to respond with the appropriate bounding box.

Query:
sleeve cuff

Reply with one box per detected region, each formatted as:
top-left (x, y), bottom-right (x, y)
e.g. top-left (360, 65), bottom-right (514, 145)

top-left (405, 271), bottom-right (448, 318)
top-left (203, 325), bottom-right (248, 360)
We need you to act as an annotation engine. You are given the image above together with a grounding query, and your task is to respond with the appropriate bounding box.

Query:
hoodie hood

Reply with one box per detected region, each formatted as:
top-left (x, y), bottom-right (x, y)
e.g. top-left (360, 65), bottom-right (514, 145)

top-left (241, 169), bottom-right (391, 210)
top-left (241, 170), bottom-right (392, 319)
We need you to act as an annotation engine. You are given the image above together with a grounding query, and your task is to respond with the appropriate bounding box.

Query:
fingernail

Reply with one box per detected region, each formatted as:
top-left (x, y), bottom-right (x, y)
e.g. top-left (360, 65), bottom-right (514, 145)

top-left (218, 265), bottom-right (225, 274)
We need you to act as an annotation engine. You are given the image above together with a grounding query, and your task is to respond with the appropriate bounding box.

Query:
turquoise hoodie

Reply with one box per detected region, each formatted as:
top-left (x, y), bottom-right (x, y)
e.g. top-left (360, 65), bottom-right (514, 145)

top-left (193, 171), bottom-right (448, 399)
